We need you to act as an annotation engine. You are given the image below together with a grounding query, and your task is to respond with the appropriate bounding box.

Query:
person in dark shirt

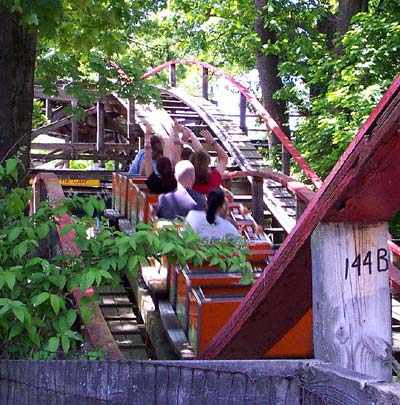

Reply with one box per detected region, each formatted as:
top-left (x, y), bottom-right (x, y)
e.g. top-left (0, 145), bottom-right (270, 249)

top-left (146, 156), bottom-right (177, 194)
top-left (141, 125), bottom-right (177, 194)
top-left (156, 160), bottom-right (206, 219)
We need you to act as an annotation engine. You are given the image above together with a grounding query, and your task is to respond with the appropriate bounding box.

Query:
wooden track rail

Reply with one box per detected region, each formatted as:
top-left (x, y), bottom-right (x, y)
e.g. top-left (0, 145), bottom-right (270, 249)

top-left (142, 60), bottom-right (323, 189)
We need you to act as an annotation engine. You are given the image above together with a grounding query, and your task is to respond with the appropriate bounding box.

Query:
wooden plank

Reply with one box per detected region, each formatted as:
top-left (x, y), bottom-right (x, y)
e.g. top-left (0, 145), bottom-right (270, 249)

top-left (158, 300), bottom-right (196, 359)
top-left (300, 362), bottom-right (400, 404)
top-left (30, 143), bottom-right (136, 152)
top-left (251, 175), bottom-right (264, 225)
top-left (202, 67), bottom-right (209, 99)
top-left (127, 98), bottom-right (136, 142)
top-left (312, 222), bottom-right (392, 380)
top-left (96, 100), bottom-right (105, 157)
top-left (71, 99), bottom-right (78, 154)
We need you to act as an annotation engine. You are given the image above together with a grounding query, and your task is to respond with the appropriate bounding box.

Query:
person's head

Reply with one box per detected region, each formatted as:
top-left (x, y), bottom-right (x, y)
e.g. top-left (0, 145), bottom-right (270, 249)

top-left (174, 160), bottom-right (195, 188)
top-left (206, 188), bottom-right (227, 224)
top-left (156, 157), bottom-right (175, 187)
top-left (151, 135), bottom-right (163, 160)
top-left (190, 150), bottom-right (211, 185)
top-left (181, 146), bottom-right (193, 161)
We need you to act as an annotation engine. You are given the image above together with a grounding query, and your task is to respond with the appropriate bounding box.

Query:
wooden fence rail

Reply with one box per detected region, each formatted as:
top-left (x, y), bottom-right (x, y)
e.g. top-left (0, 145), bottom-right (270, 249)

top-left (1, 360), bottom-right (400, 404)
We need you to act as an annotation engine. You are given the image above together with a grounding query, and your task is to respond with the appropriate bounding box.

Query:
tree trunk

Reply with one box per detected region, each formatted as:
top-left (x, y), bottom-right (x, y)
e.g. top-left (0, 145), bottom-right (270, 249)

top-left (337, 0), bottom-right (366, 36)
top-left (0, 5), bottom-right (37, 177)
top-left (254, 0), bottom-right (290, 175)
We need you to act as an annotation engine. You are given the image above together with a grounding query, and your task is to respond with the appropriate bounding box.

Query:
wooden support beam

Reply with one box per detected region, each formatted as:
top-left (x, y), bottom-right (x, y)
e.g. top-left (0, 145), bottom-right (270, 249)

top-left (127, 98), bottom-right (136, 143)
top-left (251, 175), bottom-right (264, 225)
top-left (71, 99), bottom-right (78, 160)
top-left (169, 64), bottom-right (176, 87)
top-left (31, 106), bottom-right (96, 139)
top-left (31, 143), bottom-right (135, 151)
top-left (45, 99), bottom-right (52, 121)
top-left (239, 94), bottom-right (247, 135)
top-left (202, 67), bottom-right (208, 100)
top-left (31, 151), bottom-right (132, 162)
top-left (97, 99), bottom-right (105, 167)
top-left (312, 222), bottom-right (391, 381)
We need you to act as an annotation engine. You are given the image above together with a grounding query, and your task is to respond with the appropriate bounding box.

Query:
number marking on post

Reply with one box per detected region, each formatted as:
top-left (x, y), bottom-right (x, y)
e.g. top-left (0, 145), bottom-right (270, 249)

top-left (344, 249), bottom-right (388, 280)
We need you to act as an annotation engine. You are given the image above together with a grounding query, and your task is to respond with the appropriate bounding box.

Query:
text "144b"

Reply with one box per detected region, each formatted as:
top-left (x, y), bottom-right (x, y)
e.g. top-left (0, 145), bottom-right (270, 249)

top-left (345, 249), bottom-right (388, 280)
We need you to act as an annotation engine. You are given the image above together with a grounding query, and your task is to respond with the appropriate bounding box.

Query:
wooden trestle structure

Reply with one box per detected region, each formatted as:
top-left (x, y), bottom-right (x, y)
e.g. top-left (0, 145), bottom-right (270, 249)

top-left (24, 61), bottom-right (400, 400)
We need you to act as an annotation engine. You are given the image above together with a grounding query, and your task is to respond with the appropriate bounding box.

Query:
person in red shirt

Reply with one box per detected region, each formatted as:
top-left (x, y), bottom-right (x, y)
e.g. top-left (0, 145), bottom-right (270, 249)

top-left (184, 128), bottom-right (228, 194)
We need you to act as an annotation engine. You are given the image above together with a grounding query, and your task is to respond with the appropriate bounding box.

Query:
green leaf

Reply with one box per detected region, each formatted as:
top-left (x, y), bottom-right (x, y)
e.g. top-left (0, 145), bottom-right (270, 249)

top-left (66, 310), bottom-right (77, 328)
top-left (17, 241), bottom-right (29, 258)
top-left (6, 159), bottom-right (18, 180)
top-left (128, 255), bottom-right (139, 272)
top-left (48, 336), bottom-right (60, 352)
top-left (80, 305), bottom-right (90, 325)
top-left (26, 12), bottom-right (39, 26)
top-left (9, 322), bottom-right (24, 339)
top-left (8, 227), bottom-right (22, 242)
top-left (0, 304), bottom-right (10, 316)
top-left (60, 223), bottom-right (74, 236)
top-left (84, 203), bottom-right (94, 217)
top-left (128, 238), bottom-right (137, 249)
top-left (24, 226), bottom-right (36, 239)
top-left (57, 274), bottom-right (67, 290)
top-left (80, 271), bottom-right (96, 290)
top-left (36, 222), bottom-right (50, 239)
top-left (27, 326), bottom-right (40, 346)
top-left (161, 242), bottom-right (175, 255)
top-left (239, 272), bottom-right (254, 286)
top-left (62, 335), bottom-right (70, 353)
top-left (32, 292), bottom-right (50, 306)
top-left (138, 256), bottom-right (149, 266)
top-left (50, 294), bottom-right (61, 315)
top-left (128, 264), bottom-right (138, 278)
top-left (12, 306), bottom-right (25, 323)
top-left (208, 256), bottom-right (221, 267)
top-left (99, 270), bottom-right (112, 280)
top-left (26, 257), bottom-right (43, 268)
top-left (5, 272), bottom-right (16, 290)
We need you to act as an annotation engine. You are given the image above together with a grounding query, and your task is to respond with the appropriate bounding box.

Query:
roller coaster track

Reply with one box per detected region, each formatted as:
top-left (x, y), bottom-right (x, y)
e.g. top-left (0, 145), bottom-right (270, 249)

top-left (116, 87), bottom-right (308, 236)
top-left (31, 62), bottom-right (400, 362)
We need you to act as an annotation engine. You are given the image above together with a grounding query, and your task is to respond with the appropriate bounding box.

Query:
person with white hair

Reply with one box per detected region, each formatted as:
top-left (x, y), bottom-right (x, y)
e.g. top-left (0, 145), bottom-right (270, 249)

top-left (156, 160), bottom-right (206, 220)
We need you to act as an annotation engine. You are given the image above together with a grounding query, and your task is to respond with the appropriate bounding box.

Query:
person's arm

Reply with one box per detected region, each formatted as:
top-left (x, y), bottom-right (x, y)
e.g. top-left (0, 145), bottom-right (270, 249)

top-left (181, 126), bottom-right (203, 152)
top-left (170, 120), bottom-right (183, 166)
top-left (200, 129), bottom-right (228, 175)
top-left (143, 123), bottom-right (154, 176)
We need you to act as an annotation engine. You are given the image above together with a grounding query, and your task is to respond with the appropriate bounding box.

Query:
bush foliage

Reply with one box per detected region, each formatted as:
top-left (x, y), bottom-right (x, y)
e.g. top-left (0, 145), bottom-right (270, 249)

top-left (0, 159), bottom-right (252, 358)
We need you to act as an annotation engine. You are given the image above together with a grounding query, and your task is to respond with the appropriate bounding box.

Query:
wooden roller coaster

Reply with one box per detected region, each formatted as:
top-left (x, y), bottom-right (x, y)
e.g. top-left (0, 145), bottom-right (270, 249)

top-left (30, 61), bottom-right (400, 383)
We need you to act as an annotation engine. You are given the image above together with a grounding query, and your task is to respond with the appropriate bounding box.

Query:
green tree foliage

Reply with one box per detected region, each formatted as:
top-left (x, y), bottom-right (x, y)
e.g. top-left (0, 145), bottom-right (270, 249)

top-left (291, 2), bottom-right (400, 178)
top-left (33, 0), bottom-right (164, 102)
top-left (154, 1), bottom-right (400, 180)
top-left (0, 0), bottom-right (165, 168)
top-left (164, 0), bottom-right (257, 69)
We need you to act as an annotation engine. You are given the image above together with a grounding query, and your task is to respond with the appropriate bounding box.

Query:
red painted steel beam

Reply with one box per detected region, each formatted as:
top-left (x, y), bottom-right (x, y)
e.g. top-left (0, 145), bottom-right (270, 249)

top-left (141, 60), bottom-right (323, 189)
top-left (200, 74), bottom-right (400, 359)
